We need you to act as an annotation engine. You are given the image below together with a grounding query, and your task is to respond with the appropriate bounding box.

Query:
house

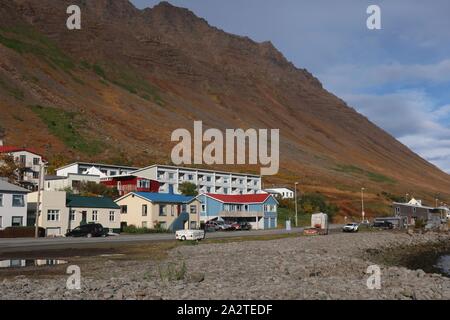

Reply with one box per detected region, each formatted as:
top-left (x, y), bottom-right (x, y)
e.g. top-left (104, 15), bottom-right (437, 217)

top-left (131, 164), bottom-right (262, 195)
top-left (115, 191), bottom-right (200, 231)
top-left (27, 191), bottom-right (120, 236)
top-left (263, 187), bottom-right (294, 199)
top-left (393, 198), bottom-right (442, 226)
top-left (56, 162), bottom-right (139, 179)
top-left (101, 175), bottom-right (160, 196)
top-left (196, 193), bottom-right (278, 230)
top-left (45, 173), bottom-right (100, 192)
top-left (0, 179), bottom-right (29, 229)
top-left (0, 146), bottom-right (47, 190)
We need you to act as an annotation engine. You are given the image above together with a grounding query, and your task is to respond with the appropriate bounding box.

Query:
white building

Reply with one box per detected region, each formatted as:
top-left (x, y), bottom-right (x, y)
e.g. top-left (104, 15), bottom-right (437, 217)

top-left (0, 146), bottom-right (46, 190)
top-left (131, 165), bottom-right (262, 195)
top-left (27, 191), bottom-right (121, 236)
top-left (56, 162), bottom-right (139, 179)
top-left (264, 187), bottom-right (295, 199)
top-left (45, 173), bottom-right (100, 192)
top-left (0, 179), bottom-right (29, 229)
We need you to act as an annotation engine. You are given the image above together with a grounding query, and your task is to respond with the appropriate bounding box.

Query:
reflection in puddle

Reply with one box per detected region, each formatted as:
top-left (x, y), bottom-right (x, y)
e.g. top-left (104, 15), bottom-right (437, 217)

top-left (435, 255), bottom-right (450, 277)
top-left (0, 259), bottom-right (68, 269)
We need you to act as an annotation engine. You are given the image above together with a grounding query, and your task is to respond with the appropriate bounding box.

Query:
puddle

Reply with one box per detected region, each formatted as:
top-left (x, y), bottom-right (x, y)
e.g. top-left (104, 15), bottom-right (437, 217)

top-left (0, 259), bottom-right (68, 269)
top-left (435, 254), bottom-right (450, 277)
top-left (99, 254), bottom-right (125, 257)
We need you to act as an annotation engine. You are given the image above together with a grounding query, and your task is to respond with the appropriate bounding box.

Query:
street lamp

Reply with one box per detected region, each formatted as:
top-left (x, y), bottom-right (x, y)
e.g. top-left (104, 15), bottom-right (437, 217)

top-left (294, 182), bottom-right (299, 227)
top-left (361, 187), bottom-right (365, 223)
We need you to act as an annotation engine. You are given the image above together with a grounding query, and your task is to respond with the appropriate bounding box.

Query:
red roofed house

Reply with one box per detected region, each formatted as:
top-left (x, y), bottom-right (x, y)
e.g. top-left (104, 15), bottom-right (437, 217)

top-left (0, 145), bottom-right (47, 191)
top-left (196, 193), bottom-right (278, 229)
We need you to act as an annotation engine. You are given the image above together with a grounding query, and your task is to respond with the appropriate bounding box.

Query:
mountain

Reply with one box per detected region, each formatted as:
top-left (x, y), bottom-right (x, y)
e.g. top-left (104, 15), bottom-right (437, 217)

top-left (0, 0), bottom-right (448, 216)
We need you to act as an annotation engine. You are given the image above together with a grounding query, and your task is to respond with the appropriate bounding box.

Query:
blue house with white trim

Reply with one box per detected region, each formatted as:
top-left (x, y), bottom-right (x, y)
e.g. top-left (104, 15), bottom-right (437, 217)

top-left (197, 193), bottom-right (278, 229)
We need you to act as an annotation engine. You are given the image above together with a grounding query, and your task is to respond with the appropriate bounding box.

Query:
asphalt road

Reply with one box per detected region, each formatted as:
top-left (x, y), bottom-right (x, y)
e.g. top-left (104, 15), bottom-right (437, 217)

top-left (0, 224), bottom-right (345, 254)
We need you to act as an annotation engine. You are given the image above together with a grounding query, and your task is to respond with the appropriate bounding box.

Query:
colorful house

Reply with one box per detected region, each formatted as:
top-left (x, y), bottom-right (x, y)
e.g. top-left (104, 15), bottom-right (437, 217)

top-left (197, 193), bottom-right (278, 229)
top-left (0, 179), bottom-right (29, 229)
top-left (115, 192), bottom-right (201, 232)
top-left (101, 175), bottom-right (160, 196)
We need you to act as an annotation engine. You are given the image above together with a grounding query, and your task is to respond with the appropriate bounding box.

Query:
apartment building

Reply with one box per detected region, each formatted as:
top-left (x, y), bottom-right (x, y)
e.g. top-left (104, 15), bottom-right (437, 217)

top-left (132, 165), bottom-right (262, 195)
top-left (56, 162), bottom-right (139, 178)
top-left (45, 174), bottom-right (100, 192)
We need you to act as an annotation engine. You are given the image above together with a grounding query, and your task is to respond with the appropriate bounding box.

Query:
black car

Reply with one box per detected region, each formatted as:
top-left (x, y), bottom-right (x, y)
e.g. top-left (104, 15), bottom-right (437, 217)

top-left (66, 223), bottom-right (108, 238)
top-left (372, 221), bottom-right (394, 230)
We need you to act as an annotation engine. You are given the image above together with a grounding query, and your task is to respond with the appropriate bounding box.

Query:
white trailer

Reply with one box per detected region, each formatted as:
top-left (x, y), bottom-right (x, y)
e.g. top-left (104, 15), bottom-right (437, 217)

top-left (311, 213), bottom-right (329, 235)
top-left (175, 229), bottom-right (205, 241)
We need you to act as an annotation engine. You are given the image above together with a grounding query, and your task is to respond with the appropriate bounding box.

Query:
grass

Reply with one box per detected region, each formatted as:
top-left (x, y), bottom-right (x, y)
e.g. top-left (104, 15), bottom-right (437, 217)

top-left (277, 207), bottom-right (311, 228)
top-left (333, 164), bottom-right (396, 184)
top-left (158, 261), bottom-right (187, 281)
top-left (28, 105), bottom-right (104, 155)
top-left (0, 77), bottom-right (24, 100)
top-left (0, 26), bottom-right (75, 73)
top-left (122, 225), bottom-right (170, 234)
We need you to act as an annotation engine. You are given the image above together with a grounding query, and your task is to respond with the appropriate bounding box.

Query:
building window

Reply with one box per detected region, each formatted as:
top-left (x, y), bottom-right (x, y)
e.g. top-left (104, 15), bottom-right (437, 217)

top-left (11, 216), bottom-right (23, 227)
top-left (110, 171), bottom-right (117, 176)
top-left (190, 221), bottom-right (197, 229)
top-left (33, 158), bottom-right (40, 165)
top-left (190, 205), bottom-right (197, 214)
top-left (201, 204), bottom-right (206, 212)
top-left (170, 206), bottom-right (175, 217)
top-left (109, 211), bottom-right (115, 222)
top-left (142, 204), bottom-right (148, 216)
top-left (72, 180), bottom-right (81, 189)
top-left (224, 188), bottom-right (229, 194)
top-left (12, 195), bottom-right (25, 207)
top-left (33, 172), bottom-right (39, 179)
top-left (0, 216), bottom-right (2, 228)
top-left (413, 207), bottom-right (417, 213)
top-left (244, 205), bottom-right (249, 211)
top-left (159, 205), bottom-right (166, 216)
top-left (19, 155), bottom-right (26, 164)
top-left (395, 207), bottom-right (400, 214)
top-left (92, 210), bottom-right (98, 221)
top-left (120, 205), bottom-right (128, 214)
top-left (47, 210), bottom-right (60, 221)
top-left (69, 210), bottom-right (76, 221)
top-left (168, 173), bottom-right (175, 180)
top-left (0, 194), bottom-right (3, 207)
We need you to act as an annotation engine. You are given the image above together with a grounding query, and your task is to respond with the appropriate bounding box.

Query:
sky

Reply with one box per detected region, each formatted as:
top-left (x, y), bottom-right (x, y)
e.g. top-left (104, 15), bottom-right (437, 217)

top-left (131, 0), bottom-right (450, 173)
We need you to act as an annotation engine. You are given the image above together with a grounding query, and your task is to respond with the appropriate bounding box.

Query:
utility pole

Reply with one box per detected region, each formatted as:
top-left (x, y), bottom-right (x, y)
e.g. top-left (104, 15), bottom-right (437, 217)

top-left (361, 187), bottom-right (365, 223)
top-left (294, 182), bottom-right (299, 227)
top-left (34, 164), bottom-right (44, 238)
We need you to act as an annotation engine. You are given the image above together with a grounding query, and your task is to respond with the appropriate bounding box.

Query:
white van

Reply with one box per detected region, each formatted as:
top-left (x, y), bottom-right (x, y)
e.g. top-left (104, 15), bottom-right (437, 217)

top-left (175, 229), bottom-right (205, 241)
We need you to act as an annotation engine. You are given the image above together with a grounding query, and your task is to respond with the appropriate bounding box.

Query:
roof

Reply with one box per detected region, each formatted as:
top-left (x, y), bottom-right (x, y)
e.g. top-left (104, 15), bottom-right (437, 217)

top-left (0, 179), bottom-right (30, 193)
top-left (56, 162), bottom-right (139, 171)
top-left (119, 192), bottom-right (195, 204)
top-left (66, 195), bottom-right (120, 209)
top-left (0, 146), bottom-right (46, 160)
top-left (203, 193), bottom-right (274, 204)
top-left (264, 187), bottom-right (294, 192)
top-left (131, 164), bottom-right (261, 178)
top-left (392, 202), bottom-right (435, 210)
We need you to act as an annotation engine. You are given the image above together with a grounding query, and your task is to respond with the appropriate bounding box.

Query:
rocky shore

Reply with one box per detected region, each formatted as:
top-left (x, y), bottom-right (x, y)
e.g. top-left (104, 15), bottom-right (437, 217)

top-left (1, 231), bottom-right (449, 300)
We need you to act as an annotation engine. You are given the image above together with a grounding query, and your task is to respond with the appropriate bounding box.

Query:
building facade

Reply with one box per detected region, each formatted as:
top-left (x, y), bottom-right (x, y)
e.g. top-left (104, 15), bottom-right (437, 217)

top-left (264, 187), bottom-right (294, 199)
top-left (392, 198), bottom-right (443, 226)
top-left (0, 179), bottom-right (29, 229)
top-left (101, 175), bottom-right (160, 196)
top-left (45, 173), bottom-right (100, 192)
top-left (56, 162), bottom-right (138, 178)
top-left (27, 191), bottom-right (120, 236)
top-left (0, 146), bottom-right (46, 190)
top-left (132, 165), bottom-right (262, 195)
top-left (197, 193), bottom-right (278, 230)
top-left (115, 192), bottom-right (200, 231)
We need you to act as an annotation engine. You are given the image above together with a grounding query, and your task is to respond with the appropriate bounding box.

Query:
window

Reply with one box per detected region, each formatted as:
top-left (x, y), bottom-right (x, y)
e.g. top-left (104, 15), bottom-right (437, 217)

top-left (168, 173), bottom-right (175, 180)
top-left (224, 188), bottom-right (229, 194)
top-left (11, 216), bottom-right (23, 227)
top-left (190, 205), bottom-right (197, 214)
top-left (120, 205), bottom-right (128, 214)
top-left (0, 194), bottom-right (3, 207)
top-left (244, 205), bottom-right (249, 211)
top-left (170, 206), bottom-right (175, 217)
top-left (72, 180), bottom-right (81, 189)
top-left (206, 176), bottom-right (212, 182)
top-left (110, 171), bottom-right (117, 176)
top-left (159, 205), bottom-right (166, 216)
top-left (142, 204), bottom-right (148, 217)
top-left (395, 207), bottom-right (400, 214)
top-left (0, 216), bottom-right (2, 228)
top-left (12, 195), bottom-right (25, 207)
top-left (92, 210), bottom-right (98, 221)
top-left (33, 172), bottom-right (39, 179)
top-left (201, 204), bottom-right (206, 212)
top-left (33, 158), bottom-right (40, 165)
top-left (190, 221), bottom-right (197, 229)
top-left (109, 211), bottom-right (115, 222)
top-left (47, 210), bottom-right (60, 221)
top-left (69, 210), bottom-right (76, 221)
top-left (19, 155), bottom-right (26, 164)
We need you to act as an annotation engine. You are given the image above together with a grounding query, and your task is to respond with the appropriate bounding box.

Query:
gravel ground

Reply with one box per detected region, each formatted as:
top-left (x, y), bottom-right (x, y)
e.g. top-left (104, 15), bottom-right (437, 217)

top-left (1, 231), bottom-right (449, 300)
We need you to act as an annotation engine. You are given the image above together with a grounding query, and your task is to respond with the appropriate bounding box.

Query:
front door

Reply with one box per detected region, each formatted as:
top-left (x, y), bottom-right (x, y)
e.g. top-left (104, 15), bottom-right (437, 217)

top-left (81, 211), bottom-right (87, 225)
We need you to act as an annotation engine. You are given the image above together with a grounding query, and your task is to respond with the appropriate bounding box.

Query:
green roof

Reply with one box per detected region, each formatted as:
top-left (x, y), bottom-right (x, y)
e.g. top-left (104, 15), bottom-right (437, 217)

top-left (66, 195), bottom-right (119, 209)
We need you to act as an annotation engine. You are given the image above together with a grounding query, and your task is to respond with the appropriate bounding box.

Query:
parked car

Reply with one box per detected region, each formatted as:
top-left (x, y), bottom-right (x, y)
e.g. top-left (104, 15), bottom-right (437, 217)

top-left (66, 224), bottom-right (108, 238)
top-left (372, 221), bottom-right (394, 230)
top-left (239, 222), bottom-right (252, 230)
top-left (205, 221), bottom-right (220, 231)
top-left (176, 229), bottom-right (205, 241)
top-left (342, 223), bottom-right (359, 233)
top-left (216, 221), bottom-right (232, 231)
top-left (226, 221), bottom-right (241, 231)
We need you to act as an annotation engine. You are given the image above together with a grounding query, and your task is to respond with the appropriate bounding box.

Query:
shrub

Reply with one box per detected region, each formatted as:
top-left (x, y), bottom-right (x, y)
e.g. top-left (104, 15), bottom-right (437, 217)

top-left (158, 262), bottom-right (187, 281)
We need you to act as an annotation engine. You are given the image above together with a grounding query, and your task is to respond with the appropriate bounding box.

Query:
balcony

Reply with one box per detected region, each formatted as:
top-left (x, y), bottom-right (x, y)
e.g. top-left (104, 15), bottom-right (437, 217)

top-left (218, 211), bottom-right (263, 218)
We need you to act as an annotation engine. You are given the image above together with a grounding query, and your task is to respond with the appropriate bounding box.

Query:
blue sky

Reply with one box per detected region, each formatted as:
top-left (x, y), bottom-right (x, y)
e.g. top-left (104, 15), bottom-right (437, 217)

top-left (131, 0), bottom-right (450, 173)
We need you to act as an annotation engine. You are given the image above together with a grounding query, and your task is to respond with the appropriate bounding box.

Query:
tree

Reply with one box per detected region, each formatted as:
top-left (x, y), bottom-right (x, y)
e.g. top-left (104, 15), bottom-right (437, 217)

top-left (179, 182), bottom-right (198, 196)
top-left (0, 154), bottom-right (19, 184)
top-left (64, 181), bottom-right (119, 199)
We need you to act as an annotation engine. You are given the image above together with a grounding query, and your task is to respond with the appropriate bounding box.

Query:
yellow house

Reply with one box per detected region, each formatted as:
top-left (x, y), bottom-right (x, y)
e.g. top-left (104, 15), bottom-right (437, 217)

top-left (115, 192), bottom-right (200, 231)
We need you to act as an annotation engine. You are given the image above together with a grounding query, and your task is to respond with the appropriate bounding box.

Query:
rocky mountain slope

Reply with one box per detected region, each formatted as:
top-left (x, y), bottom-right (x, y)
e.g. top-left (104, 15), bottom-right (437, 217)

top-left (0, 0), bottom-right (448, 215)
